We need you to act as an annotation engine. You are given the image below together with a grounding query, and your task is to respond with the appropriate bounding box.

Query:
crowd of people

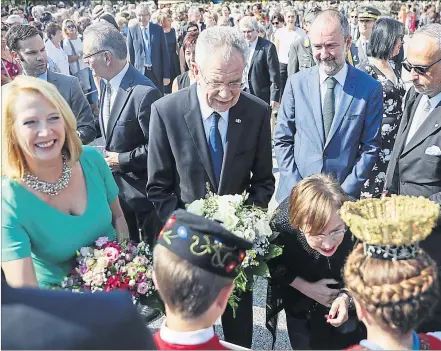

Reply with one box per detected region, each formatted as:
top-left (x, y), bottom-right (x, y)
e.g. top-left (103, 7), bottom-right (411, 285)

top-left (2, 0), bottom-right (441, 350)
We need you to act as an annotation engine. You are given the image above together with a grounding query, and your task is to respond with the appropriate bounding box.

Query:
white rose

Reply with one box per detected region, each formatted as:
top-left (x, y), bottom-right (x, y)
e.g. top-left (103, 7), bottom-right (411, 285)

top-left (82, 270), bottom-right (93, 284)
top-left (80, 247), bottom-right (93, 257)
top-left (187, 199), bottom-right (205, 215)
top-left (243, 228), bottom-right (256, 241)
top-left (96, 256), bottom-right (109, 268)
top-left (222, 213), bottom-right (240, 231)
top-left (217, 197), bottom-right (240, 212)
top-left (255, 219), bottom-right (272, 237)
top-left (129, 279), bottom-right (136, 287)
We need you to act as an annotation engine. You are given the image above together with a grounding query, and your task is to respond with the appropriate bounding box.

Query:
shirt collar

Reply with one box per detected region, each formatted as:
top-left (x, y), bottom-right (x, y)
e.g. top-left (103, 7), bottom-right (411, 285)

top-left (319, 62), bottom-right (348, 88)
top-left (37, 71), bottom-right (48, 81)
top-left (105, 62), bottom-right (129, 91)
top-left (160, 322), bottom-right (215, 346)
top-left (249, 37), bottom-right (258, 50)
top-left (196, 84), bottom-right (229, 122)
top-left (425, 90), bottom-right (441, 109)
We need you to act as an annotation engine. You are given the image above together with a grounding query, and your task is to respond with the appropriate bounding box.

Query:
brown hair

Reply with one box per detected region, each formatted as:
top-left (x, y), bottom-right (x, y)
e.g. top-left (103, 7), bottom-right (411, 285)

top-left (288, 174), bottom-right (349, 235)
top-left (153, 245), bottom-right (233, 319)
top-left (183, 30), bottom-right (199, 53)
top-left (344, 244), bottom-right (439, 334)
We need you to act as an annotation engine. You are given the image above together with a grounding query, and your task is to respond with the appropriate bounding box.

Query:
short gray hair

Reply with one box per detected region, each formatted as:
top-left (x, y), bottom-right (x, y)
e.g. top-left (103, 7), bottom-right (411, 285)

top-left (195, 26), bottom-right (248, 68)
top-left (283, 6), bottom-right (296, 16)
top-left (239, 16), bottom-right (259, 31)
top-left (415, 23), bottom-right (441, 50)
top-left (312, 9), bottom-right (350, 39)
top-left (84, 22), bottom-right (127, 61)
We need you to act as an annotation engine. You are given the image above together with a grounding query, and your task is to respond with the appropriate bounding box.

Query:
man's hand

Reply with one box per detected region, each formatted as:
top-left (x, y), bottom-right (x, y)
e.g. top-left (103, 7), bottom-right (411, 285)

top-left (163, 78), bottom-right (170, 86)
top-left (105, 151), bottom-right (120, 171)
top-left (270, 100), bottom-right (279, 109)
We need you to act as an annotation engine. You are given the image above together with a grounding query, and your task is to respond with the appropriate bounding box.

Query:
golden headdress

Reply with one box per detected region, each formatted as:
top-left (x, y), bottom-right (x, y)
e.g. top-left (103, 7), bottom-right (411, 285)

top-left (340, 195), bottom-right (439, 260)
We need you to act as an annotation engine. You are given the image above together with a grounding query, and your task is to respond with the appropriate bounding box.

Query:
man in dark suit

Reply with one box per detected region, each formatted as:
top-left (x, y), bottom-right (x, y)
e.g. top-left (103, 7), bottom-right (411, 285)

top-left (182, 6), bottom-right (206, 37)
top-left (2, 282), bottom-right (156, 350)
top-left (6, 24), bottom-right (96, 144)
top-left (83, 22), bottom-right (162, 245)
top-left (147, 27), bottom-right (275, 348)
top-left (239, 16), bottom-right (280, 107)
top-left (384, 24), bottom-right (441, 331)
top-left (127, 3), bottom-right (170, 96)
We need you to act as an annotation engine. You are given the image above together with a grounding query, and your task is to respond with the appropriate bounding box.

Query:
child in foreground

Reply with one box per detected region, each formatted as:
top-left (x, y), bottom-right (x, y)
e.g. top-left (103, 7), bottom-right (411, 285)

top-left (152, 209), bottom-right (253, 350)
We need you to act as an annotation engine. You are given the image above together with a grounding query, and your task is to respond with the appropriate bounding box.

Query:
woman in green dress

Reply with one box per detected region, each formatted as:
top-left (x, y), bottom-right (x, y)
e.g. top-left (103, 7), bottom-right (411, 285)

top-left (1, 76), bottom-right (129, 288)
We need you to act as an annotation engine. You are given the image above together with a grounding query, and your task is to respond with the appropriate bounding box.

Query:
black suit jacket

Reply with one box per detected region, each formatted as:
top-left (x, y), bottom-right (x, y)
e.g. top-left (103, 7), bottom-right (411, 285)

top-left (47, 71), bottom-right (96, 144)
top-left (100, 64), bottom-right (161, 211)
top-left (247, 37), bottom-right (281, 104)
top-left (147, 84), bottom-right (275, 223)
top-left (2, 283), bottom-right (156, 350)
top-left (385, 88), bottom-right (441, 265)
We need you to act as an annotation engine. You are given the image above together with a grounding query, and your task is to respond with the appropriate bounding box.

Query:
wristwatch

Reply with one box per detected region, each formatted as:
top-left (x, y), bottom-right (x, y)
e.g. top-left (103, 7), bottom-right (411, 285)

top-left (338, 288), bottom-right (355, 310)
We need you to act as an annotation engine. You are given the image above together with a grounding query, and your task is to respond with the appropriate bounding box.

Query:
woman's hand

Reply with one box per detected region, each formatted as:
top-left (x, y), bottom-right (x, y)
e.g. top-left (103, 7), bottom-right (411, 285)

top-left (326, 294), bottom-right (349, 327)
top-left (291, 277), bottom-right (340, 307)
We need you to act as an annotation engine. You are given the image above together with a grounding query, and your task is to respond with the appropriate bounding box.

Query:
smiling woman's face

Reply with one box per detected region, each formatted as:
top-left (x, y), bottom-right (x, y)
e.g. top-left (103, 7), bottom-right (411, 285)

top-left (302, 211), bottom-right (346, 257)
top-left (13, 91), bottom-right (66, 164)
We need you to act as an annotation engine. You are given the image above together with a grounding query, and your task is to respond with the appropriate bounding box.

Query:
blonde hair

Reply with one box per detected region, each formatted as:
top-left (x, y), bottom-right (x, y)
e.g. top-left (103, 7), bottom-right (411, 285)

top-left (344, 244), bottom-right (439, 334)
top-left (1, 76), bottom-right (83, 180)
top-left (288, 174), bottom-right (349, 235)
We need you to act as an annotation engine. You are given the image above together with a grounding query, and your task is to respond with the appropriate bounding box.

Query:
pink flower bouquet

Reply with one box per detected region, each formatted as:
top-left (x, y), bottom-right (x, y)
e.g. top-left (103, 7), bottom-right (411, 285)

top-left (60, 237), bottom-right (160, 307)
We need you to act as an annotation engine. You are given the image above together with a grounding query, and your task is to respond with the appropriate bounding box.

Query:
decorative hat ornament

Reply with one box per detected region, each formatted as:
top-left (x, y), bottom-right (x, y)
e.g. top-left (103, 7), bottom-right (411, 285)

top-left (340, 196), bottom-right (439, 261)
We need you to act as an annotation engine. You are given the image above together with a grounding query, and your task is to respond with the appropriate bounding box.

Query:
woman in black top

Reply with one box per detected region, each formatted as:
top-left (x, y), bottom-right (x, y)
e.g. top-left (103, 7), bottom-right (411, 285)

top-left (266, 174), bottom-right (365, 349)
top-left (359, 18), bottom-right (406, 198)
top-left (172, 31), bottom-right (199, 93)
top-left (158, 11), bottom-right (180, 94)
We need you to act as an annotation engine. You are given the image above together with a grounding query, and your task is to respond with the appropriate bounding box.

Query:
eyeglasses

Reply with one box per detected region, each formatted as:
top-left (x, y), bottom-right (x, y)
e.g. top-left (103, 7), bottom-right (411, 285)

top-left (199, 68), bottom-right (244, 91)
top-left (301, 228), bottom-right (347, 244)
top-left (351, 15), bottom-right (358, 18)
top-left (66, 25), bottom-right (76, 29)
top-left (272, 21), bottom-right (279, 25)
top-left (403, 57), bottom-right (441, 75)
top-left (242, 29), bottom-right (255, 34)
top-left (187, 28), bottom-right (198, 33)
top-left (83, 49), bottom-right (108, 60)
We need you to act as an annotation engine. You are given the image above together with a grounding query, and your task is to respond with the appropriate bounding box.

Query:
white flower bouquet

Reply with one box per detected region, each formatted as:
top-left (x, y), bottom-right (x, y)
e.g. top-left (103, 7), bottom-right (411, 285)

top-left (187, 188), bottom-right (282, 311)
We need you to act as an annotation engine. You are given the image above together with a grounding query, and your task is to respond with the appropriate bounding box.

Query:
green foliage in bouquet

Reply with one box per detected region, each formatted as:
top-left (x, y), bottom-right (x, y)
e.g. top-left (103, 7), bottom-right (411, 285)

top-left (187, 184), bottom-right (282, 313)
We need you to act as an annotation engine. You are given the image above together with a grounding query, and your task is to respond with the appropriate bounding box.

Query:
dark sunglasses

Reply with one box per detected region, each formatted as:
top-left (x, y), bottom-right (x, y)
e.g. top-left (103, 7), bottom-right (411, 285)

top-left (403, 57), bottom-right (441, 75)
top-left (66, 25), bottom-right (76, 29)
top-left (272, 21), bottom-right (279, 25)
top-left (351, 15), bottom-right (358, 18)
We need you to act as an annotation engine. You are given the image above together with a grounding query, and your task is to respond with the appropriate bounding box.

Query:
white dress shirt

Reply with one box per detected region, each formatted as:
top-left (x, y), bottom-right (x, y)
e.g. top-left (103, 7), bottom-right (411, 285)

top-left (159, 322), bottom-right (215, 345)
top-left (139, 23), bottom-right (151, 66)
top-left (243, 37), bottom-right (258, 90)
top-left (406, 91), bottom-right (441, 145)
top-left (275, 26), bottom-right (306, 64)
top-left (318, 63), bottom-right (349, 108)
top-left (102, 62), bottom-right (130, 131)
top-left (197, 85), bottom-right (229, 147)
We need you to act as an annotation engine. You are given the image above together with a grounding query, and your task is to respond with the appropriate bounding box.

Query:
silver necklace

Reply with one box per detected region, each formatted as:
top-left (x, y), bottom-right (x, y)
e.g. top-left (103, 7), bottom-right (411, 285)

top-left (23, 153), bottom-right (72, 196)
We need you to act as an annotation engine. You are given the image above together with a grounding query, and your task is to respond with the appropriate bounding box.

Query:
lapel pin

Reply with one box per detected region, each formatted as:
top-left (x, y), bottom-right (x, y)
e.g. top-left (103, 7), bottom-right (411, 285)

top-left (235, 119), bottom-right (242, 124)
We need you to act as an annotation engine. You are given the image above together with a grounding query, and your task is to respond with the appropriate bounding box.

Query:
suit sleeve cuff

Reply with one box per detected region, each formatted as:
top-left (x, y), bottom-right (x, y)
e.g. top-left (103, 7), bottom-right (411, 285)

top-left (118, 152), bottom-right (131, 172)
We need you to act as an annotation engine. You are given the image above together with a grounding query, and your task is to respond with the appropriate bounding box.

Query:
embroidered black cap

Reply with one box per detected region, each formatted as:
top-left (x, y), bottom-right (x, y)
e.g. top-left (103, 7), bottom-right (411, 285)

top-left (157, 210), bottom-right (253, 279)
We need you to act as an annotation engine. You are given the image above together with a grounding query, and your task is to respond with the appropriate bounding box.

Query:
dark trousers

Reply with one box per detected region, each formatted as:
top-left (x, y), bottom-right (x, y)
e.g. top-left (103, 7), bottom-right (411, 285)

top-left (279, 63), bottom-right (288, 101)
top-left (286, 315), bottom-right (311, 350)
top-left (120, 198), bottom-right (161, 247)
top-left (221, 290), bottom-right (253, 348)
top-left (144, 67), bottom-right (163, 96)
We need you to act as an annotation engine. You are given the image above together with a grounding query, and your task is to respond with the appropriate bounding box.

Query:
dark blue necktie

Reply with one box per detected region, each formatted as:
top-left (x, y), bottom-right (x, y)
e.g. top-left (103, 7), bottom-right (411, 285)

top-left (208, 112), bottom-right (223, 185)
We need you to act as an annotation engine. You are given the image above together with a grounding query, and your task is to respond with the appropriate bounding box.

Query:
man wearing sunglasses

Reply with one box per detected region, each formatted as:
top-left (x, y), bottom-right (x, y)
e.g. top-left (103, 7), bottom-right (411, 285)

top-left (385, 23), bottom-right (441, 332)
top-left (349, 9), bottom-right (359, 41)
